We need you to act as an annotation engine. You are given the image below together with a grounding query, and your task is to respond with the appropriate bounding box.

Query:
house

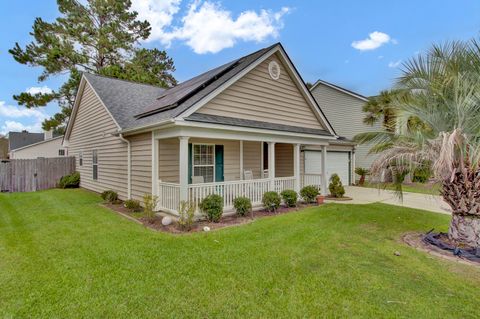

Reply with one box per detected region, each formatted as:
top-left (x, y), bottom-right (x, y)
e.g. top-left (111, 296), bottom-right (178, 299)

top-left (9, 130), bottom-right (67, 159)
top-left (63, 43), bottom-right (355, 215)
top-left (310, 80), bottom-right (381, 177)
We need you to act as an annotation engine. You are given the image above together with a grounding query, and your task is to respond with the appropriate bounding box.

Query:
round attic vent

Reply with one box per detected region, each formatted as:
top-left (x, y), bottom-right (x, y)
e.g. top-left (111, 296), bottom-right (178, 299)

top-left (268, 61), bottom-right (281, 80)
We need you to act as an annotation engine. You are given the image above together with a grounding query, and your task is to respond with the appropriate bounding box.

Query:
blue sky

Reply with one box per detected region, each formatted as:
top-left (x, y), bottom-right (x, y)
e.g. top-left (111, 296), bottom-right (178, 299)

top-left (1, 0), bottom-right (479, 134)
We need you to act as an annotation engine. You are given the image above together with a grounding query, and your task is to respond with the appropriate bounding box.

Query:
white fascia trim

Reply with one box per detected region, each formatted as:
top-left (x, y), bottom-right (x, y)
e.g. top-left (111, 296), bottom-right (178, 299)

top-left (177, 46), bottom-right (280, 119)
top-left (154, 120), bottom-right (334, 145)
top-left (119, 119), bottom-right (175, 136)
top-left (63, 77), bottom-right (86, 144)
top-left (310, 80), bottom-right (369, 102)
top-left (11, 135), bottom-right (64, 152)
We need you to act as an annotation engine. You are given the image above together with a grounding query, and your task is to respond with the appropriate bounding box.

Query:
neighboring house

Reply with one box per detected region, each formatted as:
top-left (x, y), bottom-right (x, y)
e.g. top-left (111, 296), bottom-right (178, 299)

top-left (0, 136), bottom-right (8, 159)
top-left (310, 80), bottom-right (381, 177)
top-left (8, 131), bottom-right (44, 156)
top-left (9, 134), bottom-right (67, 159)
top-left (63, 43), bottom-right (355, 215)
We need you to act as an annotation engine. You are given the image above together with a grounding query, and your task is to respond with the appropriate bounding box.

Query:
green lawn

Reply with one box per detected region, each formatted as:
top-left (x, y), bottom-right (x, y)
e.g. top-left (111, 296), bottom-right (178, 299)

top-left (362, 182), bottom-right (441, 195)
top-left (0, 189), bottom-right (478, 318)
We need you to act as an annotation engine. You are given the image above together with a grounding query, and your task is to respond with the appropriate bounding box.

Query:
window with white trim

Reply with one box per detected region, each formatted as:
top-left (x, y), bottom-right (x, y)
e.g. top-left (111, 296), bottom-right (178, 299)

top-left (193, 144), bottom-right (214, 183)
top-left (92, 150), bottom-right (98, 180)
top-left (79, 151), bottom-right (83, 166)
top-left (58, 149), bottom-right (65, 156)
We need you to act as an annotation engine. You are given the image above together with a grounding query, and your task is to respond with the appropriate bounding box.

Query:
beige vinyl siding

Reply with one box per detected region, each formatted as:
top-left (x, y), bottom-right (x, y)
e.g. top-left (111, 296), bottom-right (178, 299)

top-left (10, 137), bottom-right (66, 159)
top-left (311, 83), bottom-right (380, 170)
top-left (243, 141), bottom-right (262, 179)
top-left (158, 138), bottom-right (180, 183)
top-left (68, 83), bottom-right (128, 198)
top-left (196, 53), bottom-right (326, 130)
top-left (129, 133), bottom-right (152, 201)
top-left (275, 143), bottom-right (293, 177)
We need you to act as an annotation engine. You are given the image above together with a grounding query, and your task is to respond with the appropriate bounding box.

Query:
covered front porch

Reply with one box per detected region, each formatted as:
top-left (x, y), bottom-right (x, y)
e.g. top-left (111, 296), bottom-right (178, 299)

top-left (151, 125), bottom-right (332, 215)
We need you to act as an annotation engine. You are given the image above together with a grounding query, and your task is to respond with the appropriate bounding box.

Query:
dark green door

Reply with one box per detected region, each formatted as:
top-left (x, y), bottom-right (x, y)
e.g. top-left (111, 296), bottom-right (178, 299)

top-left (215, 145), bottom-right (224, 182)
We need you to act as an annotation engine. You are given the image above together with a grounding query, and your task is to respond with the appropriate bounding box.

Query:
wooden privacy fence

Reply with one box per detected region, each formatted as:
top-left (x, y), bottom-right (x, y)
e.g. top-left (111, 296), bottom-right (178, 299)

top-left (0, 157), bottom-right (76, 192)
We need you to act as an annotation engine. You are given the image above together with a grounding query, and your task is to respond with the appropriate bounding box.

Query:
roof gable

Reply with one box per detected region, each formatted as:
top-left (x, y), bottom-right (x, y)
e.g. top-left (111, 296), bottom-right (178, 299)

top-left (311, 80), bottom-right (368, 102)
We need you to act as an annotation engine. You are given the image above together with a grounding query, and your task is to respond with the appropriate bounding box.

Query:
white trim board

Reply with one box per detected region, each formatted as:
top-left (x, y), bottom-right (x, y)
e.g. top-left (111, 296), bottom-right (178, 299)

top-left (310, 79), bottom-right (369, 102)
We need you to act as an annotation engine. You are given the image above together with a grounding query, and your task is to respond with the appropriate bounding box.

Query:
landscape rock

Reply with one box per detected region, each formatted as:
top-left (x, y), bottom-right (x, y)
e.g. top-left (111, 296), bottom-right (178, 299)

top-left (161, 216), bottom-right (172, 226)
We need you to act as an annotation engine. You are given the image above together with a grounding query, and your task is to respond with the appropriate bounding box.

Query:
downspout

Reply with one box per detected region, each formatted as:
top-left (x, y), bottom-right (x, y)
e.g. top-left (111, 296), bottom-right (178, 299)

top-left (119, 134), bottom-right (131, 199)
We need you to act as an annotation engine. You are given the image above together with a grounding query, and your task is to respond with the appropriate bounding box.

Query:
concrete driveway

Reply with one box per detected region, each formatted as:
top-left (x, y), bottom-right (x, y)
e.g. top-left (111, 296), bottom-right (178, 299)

top-left (326, 186), bottom-right (451, 215)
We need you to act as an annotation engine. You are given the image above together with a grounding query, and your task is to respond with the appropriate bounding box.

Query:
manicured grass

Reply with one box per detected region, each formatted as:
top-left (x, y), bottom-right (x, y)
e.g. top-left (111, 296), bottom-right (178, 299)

top-left (362, 182), bottom-right (441, 195)
top-left (0, 189), bottom-right (478, 318)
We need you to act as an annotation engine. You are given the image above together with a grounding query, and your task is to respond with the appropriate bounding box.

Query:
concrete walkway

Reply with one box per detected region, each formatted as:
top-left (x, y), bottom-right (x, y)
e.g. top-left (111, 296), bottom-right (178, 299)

top-left (326, 186), bottom-right (451, 215)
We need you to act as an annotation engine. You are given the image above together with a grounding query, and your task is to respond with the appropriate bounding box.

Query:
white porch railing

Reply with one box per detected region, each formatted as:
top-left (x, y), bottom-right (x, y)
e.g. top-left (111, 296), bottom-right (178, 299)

top-left (188, 178), bottom-right (271, 211)
top-left (158, 175), bottom-right (322, 214)
top-left (301, 174), bottom-right (323, 189)
top-left (274, 176), bottom-right (296, 193)
top-left (157, 182), bottom-right (180, 213)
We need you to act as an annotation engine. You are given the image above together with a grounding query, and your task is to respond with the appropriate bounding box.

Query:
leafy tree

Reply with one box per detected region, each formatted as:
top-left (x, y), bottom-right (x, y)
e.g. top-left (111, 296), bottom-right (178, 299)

top-left (366, 39), bottom-right (480, 247)
top-left (10, 0), bottom-right (176, 133)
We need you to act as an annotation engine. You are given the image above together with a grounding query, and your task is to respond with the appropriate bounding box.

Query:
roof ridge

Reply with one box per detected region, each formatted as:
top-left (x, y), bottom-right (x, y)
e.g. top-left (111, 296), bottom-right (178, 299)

top-left (83, 72), bottom-right (168, 90)
top-left (312, 79), bottom-right (368, 100)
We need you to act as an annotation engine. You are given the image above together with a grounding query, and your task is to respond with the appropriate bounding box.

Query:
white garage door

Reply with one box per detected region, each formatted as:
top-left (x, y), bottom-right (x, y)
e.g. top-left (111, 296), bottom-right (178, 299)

top-left (304, 151), bottom-right (350, 185)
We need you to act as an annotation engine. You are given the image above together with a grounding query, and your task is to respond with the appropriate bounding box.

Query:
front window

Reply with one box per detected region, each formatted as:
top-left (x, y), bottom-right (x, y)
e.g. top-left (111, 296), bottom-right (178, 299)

top-left (193, 144), bottom-right (214, 183)
top-left (92, 150), bottom-right (98, 180)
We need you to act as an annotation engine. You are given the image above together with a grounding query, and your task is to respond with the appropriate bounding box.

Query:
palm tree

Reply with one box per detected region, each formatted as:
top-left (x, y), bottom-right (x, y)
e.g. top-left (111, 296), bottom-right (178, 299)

top-left (362, 90), bottom-right (398, 132)
top-left (366, 39), bottom-right (480, 247)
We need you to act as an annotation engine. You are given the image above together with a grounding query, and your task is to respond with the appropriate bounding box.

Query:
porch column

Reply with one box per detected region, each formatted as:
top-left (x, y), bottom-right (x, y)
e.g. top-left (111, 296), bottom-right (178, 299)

top-left (268, 142), bottom-right (276, 190)
top-left (239, 140), bottom-right (244, 180)
top-left (179, 136), bottom-right (190, 202)
top-left (293, 144), bottom-right (301, 193)
top-left (151, 134), bottom-right (159, 195)
top-left (321, 145), bottom-right (328, 195)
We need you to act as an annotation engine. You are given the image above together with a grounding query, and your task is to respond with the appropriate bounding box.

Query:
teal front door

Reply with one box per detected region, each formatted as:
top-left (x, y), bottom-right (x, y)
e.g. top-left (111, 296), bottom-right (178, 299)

top-left (215, 145), bottom-right (224, 182)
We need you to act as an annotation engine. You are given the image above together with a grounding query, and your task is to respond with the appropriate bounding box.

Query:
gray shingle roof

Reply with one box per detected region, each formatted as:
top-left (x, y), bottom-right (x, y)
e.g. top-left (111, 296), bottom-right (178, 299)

top-left (8, 131), bottom-right (44, 150)
top-left (185, 113), bottom-right (331, 136)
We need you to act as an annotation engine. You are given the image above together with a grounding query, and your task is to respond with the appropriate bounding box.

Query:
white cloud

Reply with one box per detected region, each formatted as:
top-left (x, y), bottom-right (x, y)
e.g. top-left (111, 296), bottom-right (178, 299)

top-left (26, 86), bottom-right (53, 95)
top-left (0, 101), bottom-right (48, 135)
top-left (132, 0), bottom-right (290, 54)
top-left (388, 60), bottom-right (402, 68)
top-left (0, 121), bottom-right (43, 135)
top-left (351, 31), bottom-right (392, 51)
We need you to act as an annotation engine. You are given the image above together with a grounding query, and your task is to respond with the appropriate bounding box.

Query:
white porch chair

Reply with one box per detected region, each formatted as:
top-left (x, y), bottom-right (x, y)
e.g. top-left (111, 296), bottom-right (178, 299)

top-left (263, 169), bottom-right (269, 179)
top-left (244, 170), bottom-right (253, 180)
top-left (191, 176), bottom-right (204, 184)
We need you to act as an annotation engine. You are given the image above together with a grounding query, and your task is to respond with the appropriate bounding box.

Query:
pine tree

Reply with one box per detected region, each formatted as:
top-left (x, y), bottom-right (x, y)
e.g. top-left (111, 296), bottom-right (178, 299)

top-left (10, 0), bottom-right (177, 133)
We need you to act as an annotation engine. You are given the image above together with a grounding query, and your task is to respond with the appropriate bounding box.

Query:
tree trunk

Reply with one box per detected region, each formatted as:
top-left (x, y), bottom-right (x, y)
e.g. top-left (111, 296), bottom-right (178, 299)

top-left (359, 175), bottom-right (365, 186)
top-left (448, 214), bottom-right (480, 247)
top-left (441, 169), bottom-right (480, 247)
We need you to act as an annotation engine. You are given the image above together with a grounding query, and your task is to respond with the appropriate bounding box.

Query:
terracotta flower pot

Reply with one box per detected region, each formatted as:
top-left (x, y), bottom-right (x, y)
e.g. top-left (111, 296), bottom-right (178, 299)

top-left (316, 195), bottom-right (325, 205)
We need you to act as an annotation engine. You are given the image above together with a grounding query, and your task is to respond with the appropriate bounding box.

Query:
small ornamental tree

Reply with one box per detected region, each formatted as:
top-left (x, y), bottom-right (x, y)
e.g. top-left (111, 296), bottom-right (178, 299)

top-left (355, 167), bottom-right (369, 186)
top-left (329, 174), bottom-right (345, 198)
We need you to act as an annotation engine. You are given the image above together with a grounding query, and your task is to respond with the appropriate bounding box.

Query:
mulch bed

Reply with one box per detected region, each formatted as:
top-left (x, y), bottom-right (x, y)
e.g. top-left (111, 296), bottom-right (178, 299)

top-left (402, 232), bottom-right (480, 267)
top-left (103, 202), bottom-right (320, 234)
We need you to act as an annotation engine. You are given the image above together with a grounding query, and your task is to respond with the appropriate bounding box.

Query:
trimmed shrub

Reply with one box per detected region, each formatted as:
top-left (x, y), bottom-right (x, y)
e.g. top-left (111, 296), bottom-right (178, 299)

top-left (101, 190), bottom-right (118, 203)
top-left (281, 189), bottom-right (298, 207)
top-left (58, 171), bottom-right (80, 188)
top-left (124, 199), bottom-right (142, 212)
top-left (329, 174), bottom-right (345, 198)
top-left (143, 194), bottom-right (159, 221)
top-left (413, 166), bottom-right (431, 183)
top-left (178, 201), bottom-right (195, 231)
top-left (262, 191), bottom-right (281, 212)
top-left (300, 185), bottom-right (319, 203)
top-left (199, 194), bottom-right (223, 222)
top-left (233, 196), bottom-right (252, 217)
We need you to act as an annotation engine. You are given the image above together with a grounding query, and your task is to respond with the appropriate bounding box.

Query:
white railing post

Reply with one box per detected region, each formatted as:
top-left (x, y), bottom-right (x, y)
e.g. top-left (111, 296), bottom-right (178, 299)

top-left (293, 143), bottom-right (301, 193)
top-left (321, 145), bottom-right (328, 195)
top-left (268, 142), bottom-right (275, 191)
top-left (179, 136), bottom-right (190, 202)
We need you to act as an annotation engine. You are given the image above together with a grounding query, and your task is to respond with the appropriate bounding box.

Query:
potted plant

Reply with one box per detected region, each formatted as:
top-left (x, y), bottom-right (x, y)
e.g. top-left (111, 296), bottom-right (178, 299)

top-left (316, 194), bottom-right (325, 205)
